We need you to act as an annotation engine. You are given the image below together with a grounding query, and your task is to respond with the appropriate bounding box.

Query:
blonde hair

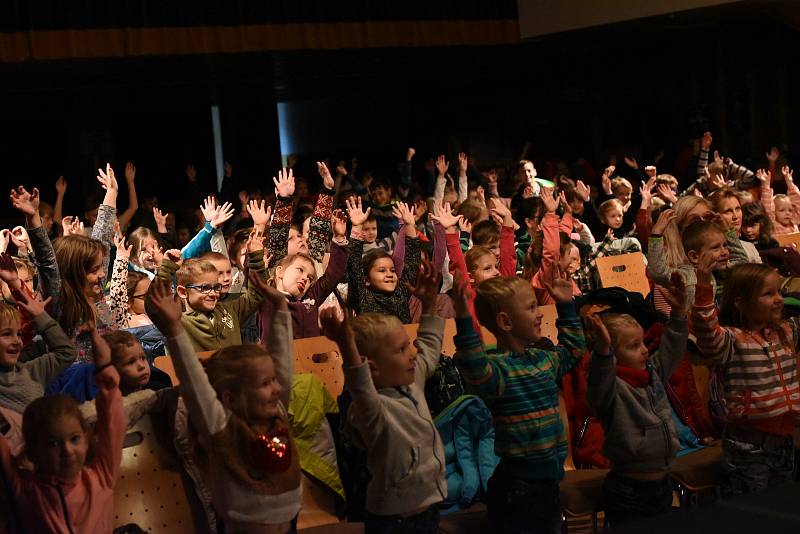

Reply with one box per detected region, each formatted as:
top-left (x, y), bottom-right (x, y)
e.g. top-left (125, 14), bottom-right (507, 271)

top-left (465, 245), bottom-right (494, 274)
top-left (127, 227), bottom-right (158, 268)
top-left (662, 196), bottom-right (712, 269)
top-left (655, 174), bottom-right (679, 188)
top-left (598, 313), bottom-right (641, 345)
top-left (611, 177), bottom-right (632, 193)
top-left (53, 235), bottom-right (105, 333)
top-left (598, 198), bottom-right (623, 224)
top-left (0, 301), bottom-right (20, 330)
top-left (351, 312), bottom-right (403, 359)
top-left (205, 344), bottom-right (273, 419)
top-left (774, 194), bottom-right (791, 206)
top-left (474, 276), bottom-right (531, 335)
top-left (175, 259), bottom-right (218, 287)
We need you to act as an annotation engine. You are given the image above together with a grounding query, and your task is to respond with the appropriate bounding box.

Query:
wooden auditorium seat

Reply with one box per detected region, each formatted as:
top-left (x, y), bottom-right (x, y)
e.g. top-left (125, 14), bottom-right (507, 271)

top-left (776, 232), bottom-right (800, 248)
top-left (595, 252), bottom-right (650, 297)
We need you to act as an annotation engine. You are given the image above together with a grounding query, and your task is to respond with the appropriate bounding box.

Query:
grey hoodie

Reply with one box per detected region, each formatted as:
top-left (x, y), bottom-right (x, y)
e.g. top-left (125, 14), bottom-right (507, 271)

top-left (586, 317), bottom-right (688, 474)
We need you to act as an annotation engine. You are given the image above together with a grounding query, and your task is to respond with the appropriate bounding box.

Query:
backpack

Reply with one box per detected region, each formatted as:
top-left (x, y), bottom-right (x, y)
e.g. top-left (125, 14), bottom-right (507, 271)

top-left (424, 354), bottom-right (466, 418)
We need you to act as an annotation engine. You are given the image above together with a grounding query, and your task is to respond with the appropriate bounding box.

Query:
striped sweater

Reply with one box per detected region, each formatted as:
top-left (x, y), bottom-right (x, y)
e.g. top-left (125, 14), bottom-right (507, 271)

top-left (691, 284), bottom-right (800, 436)
top-left (452, 304), bottom-right (585, 480)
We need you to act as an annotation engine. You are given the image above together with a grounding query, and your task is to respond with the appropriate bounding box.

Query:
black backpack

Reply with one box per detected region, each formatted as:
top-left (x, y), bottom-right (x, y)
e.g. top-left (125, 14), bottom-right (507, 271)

top-left (424, 354), bottom-right (466, 418)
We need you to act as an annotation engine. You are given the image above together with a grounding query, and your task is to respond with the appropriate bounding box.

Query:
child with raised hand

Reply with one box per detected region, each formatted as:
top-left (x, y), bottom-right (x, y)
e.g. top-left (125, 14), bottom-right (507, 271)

top-left (145, 274), bottom-right (302, 533)
top-left (320, 260), bottom-right (446, 533)
top-left (0, 321), bottom-right (124, 533)
top-left (531, 188), bottom-right (581, 305)
top-left (585, 272), bottom-right (688, 526)
top-left (451, 269), bottom-right (585, 533)
top-left (759, 166), bottom-right (800, 235)
top-left (346, 196), bottom-right (421, 323)
top-left (257, 208), bottom-right (349, 340)
top-left (178, 195), bottom-right (236, 264)
top-left (691, 256), bottom-right (800, 494)
top-left (157, 226), bottom-right (269, 351)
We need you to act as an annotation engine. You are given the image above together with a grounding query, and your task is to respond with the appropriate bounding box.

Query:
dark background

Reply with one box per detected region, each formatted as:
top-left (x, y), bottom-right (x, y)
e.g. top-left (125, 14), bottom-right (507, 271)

top-left (0, 1), bottom-right (797, 220)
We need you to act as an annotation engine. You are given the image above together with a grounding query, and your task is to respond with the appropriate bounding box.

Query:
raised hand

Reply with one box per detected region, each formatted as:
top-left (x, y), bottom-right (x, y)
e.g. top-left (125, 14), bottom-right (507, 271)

top-left (0, 253), bottom-right (20, 288)
top-left (661, 271), bottom-right (687, 315)
top-left (336, 161), bottom-right (348, 177)
top-left (782, 165), bottom-right (794, 186)
top-left (200, 196), bottom-right (217, 222)
top-left (491, 196), bottom-right (514, 227)
top-left (392, 202), bottom-right (416, 226)
top-left (10, 227), bottom-right (31, 254)
top-left (211, 202), bottom-right (235, 229)
top-left (558, 191), bottom-right (572, 215)
top-left (651, 208), bottom-right (676, 235)
top-left (406, 260), bottom-right (442, 314)
top-left (332, 209), bottom-right (348, 239)
top-left (113, 234), bottom-right (133, 260)
top-left (601, 165), bottom-right (615, 195)
top-left (55, 175), bottom-right (67, 195)
top-left (695, 250), bottom-right (717, 285)
top-left (317, 161), bottom-right (335, 190)
top-left (11, 288), bottom-right (52, 318)
top-left (475, 185), bottom-right (486, 206)
top-left (458, 217), bottom-right (472, 235)
top-left (766, 146), bottom-right (780, 163)
top-left (435, 154), bottom-right (449, 177)
top-left (345, 196), bottom-right (371, 227)
top-left (164, 249), bottom-right (182, 263)
top-left (587, 314), bottom-right (611, 356)
top-left (623, 156), bottom-right (639, 170)
top-left (185, 164), bottom-right (197, 183)
top-left (145, 278), bottom-right (184, 338)
top-left (320, 306), bottom-right (354, 347)
top-left (709, 172), bottom-right (727, 190)
top-left (458, 152), bottom-right (469, 176)
top-left (540, 186), bottom-right (558, 214)
top-left (273, 167), bottom-right (295, 198)
top-left (701, 131), bottom-right (713, 151)
top-left (575, 179), bottom-right (590, 202)
top-left (124, 161), bottom-right (136, 182)
top-left (153, 207), bottom-right (168, 233)
top-left (655, 184), bottom-right (676, 204)
top-left (63, 216), bottom-right (84, 237)
top-left (406, 147), bottom-right (416, 161)
top-left (248, 270), bottom-right (287, 310)
top-left (640, 176), bottom-right (656, 208)
top-left (541, 266), bottom-right (573, 304)
top-left (755, 168), bottom-right (770, 184)
top-left (644, 165), bottom-right (657, 179)
top-left (96, 163), bottom-right (118, 193)
top-left (246, 199), bottom-right (272, 229)
top-left (429, 200), bottom-right (461, 230)
top-left (9, 186), bottom-right (40, 217)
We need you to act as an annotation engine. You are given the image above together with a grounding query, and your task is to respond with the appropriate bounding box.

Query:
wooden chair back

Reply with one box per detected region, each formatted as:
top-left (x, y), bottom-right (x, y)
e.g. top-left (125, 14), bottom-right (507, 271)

top-left (595, 252), bottom-right (650, 297)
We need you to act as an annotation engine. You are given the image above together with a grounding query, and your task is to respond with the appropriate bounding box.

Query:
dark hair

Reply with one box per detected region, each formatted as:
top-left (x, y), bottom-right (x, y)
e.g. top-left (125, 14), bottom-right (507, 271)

top-left (472, 220), bottom-right (500, 246)
top-left (23, 395), bottom-right (93, 466)
top-left (680, 219), bottom-right (726, 255)
top-left (370, 177), bottom-right (392, 192)
top-left (102, 330), bottom-right (140, 365)
top-left (741, 202), bottom-right (774, 243)
top-left (362, 248), bottom-right (392, 276)
top-left (126, 271), bottom-right (149, 301)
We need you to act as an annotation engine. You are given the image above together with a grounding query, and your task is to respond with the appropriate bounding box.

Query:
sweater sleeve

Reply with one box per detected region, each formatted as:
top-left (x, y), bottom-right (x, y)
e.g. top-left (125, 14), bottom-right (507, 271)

top-left (787, 181), bottom-right (800, 226)
top-left (399, 236), bottom-right (421, 288)
top-left (108, 256), bottom-right (130, 328)
top-left (268, 310), bottom-right (294, 408)
top-left (307, 188), bottom-right (334, 264)
top-left (690, 283), bottom-right (734, 366)
top-left (346, 235), bottom-right (365, 312)
top-left (586, 350), bottom-right (617, 420)
top-left (27, 225), bottom-right (61, 318)
top-left (537, 213), bottom-right (560, 286)
top-left (166, 331), bottom-right (229, 438)
top-left (725, 228), bottom-right (750, 267)
top-left (307, 241), bottom-right (349, 304)
top-left (180, 222), bottom-right (217, 260)
top-left (23, 312), bottom-right (78, 385)
top-left (652, 316), bottom-right (689, 382)
top-left (549, 302), bottom-right (587, 379)
top-left (92, 365), bottom-right (126, 488)
top-left (413, 315), bottom-right (445, 383)
top-left (499, 225), bottom-right (517, 276)
top-left (646, 237), bottom-right (673, 286)
top-left (224, 249), bottom-right (267, 324)
top-left (91, 203), bottom-right (116, 277)
top-left (635, 208), bottom-right (651, 244)
top-left (344, 362), bottom-right (386, 446)
top-left (454, 316), bottom-right (502, 402)
top-left (761, 181), bottom-right (776, 224)
top-left (269, 196), bottom-right (293, 269)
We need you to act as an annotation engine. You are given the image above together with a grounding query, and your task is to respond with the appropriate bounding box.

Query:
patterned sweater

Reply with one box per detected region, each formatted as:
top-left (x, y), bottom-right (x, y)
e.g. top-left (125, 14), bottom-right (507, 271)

top-left (453, 303), bottom-right (586, 480)
top-left (691, 284), bottom-right (800, 436)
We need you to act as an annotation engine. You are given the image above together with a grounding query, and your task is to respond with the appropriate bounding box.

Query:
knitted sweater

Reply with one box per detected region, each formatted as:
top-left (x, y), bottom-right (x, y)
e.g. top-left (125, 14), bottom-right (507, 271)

top-left (453, 303), bottom-right (586, 480)
top-left (0, 313), bottom-right (77, 413)
top-left (691, 284), bottom-right (800, 436)
top-left (157, 249), bottom-right (268, 351)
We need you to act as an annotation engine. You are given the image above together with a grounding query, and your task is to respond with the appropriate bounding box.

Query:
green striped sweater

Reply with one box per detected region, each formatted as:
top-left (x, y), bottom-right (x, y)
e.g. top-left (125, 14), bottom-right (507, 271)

top-left (453, 304), bottom-right (585, 480)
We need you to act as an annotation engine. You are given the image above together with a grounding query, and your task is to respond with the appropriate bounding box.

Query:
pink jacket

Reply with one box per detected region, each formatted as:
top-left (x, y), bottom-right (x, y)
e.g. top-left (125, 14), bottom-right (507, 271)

top-left (0, 366), bottom-right (125, 534)
top-left (761, 180), bottom-right (800, 235)
top-left (531, 213), bottom-right (581, 305)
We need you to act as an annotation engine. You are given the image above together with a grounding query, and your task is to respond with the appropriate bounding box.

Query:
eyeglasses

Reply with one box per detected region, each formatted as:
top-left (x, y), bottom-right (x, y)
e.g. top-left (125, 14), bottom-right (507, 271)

top-left (185, 283), bottom-right (222, 295)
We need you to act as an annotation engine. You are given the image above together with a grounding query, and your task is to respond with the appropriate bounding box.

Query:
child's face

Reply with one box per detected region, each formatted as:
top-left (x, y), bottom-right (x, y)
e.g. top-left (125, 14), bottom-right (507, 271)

top-left (85, 251), bottom-right (105, 300)
top-left (742, 222), bottom-right (760, 242)
top-left (372, 186), bottom-right (391, 206)
top-left (287, 228), bottom-right (308, 256)
top-left (370, 325), bottom-right (416, 388)
top-left (34, 414), bottom-right (88, 480)
top-left (716, 197), bottom-right (742, 232)
top-left (138, 238), bottom-right (161, 270)
top-left (470, 253), bottom-right (500, 285)
top-left (361, 220), bottom-right (378, 244)
top-left (522, 162), bottom-right (536, 181)
top-left (689, 231), bottom-right (729, 271)
top-left (276, 258), bottom-right (315, 298)
top-left (774, 198), bottom-right (794, 226)
top-left (115, 343), bottom-right (150, 393)
top-left (603, 206), bottom-right (624, 229)
top-left (181, 271), bottom-right (220, 312)
top-left (570, 198), bottom-right (584, 215)
top-left (613, 186), bottom-right (632, 206)
top-left (740, 271), bottom-right (783, 327)
top-left (613, 324), bottom-right (649, 370)
top-left (17, 266), bottom-right (34, 295)
top-left (559, 245), bottom-right (581, 277)
top-left (0, 318), bottom-right (22, 367)
top-left (504, 285), bottom-right (543, 344)
top-left (367, 257), bottom-right (398, 292)
top-left (207, 257), bottom-right (233, 295)
top-left (130, 277), bottom-right (151, 315)
top-left (242, 357), bottom-right (282, 422)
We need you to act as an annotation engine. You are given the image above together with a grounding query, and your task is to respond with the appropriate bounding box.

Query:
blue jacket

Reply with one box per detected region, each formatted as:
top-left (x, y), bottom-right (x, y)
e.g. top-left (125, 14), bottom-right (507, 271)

top-left (45, 362), bottom-right (172, 403)
top-left (434, 395), bottom-right (500, 514)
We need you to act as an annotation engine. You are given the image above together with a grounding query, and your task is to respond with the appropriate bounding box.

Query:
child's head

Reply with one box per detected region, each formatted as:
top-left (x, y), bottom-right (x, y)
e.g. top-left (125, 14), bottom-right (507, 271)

top-left (741, 202), bottom-right (773, 243)
top-left (206, 344), bottom-right (282, 423)
top-left (466, 245), bottom-right (499, 285)
top-left (719, 264), bottom-right (783, 330)
top-left (200, 251), bottom-right (233, 295)
top-left (773, 194), bottom-right (794, 226)
top-left (708, 187), bottom-right (743, 232)
top-left (362, 249), bottom-right (397, 293)
top-left (681, 219), bottom-right (729, 270)
top-left (471, 220), bottom-right (500, 258)
top-left (517, 197), bottom-right (545, 233)
top-left (176, 259), bottom-right (221, 312)
top-left (611, 177), bottom-right (632, 205)
top-left (53, 235), bottom-right (106, 332)
top-left (287, 223), bottom-right (309, 256)
top-left (128, 227), bottom-right (160, 271)
top-left (655, 174), bottom-right (678, 202)
top-left (351, 312), bottom-right (415, 388)
top-left (661, 196), bottom-right (713, 269)
top-left (361, 213), bottom-right (378, 244)
top-left (13, 257), bottom-right (35, 295)
top-left (39, 201), bottom-right (55, 234)
top-left (370, 178), bottom-right (393, 206)
top-left (456, 200), bottom-right (488, 225)
top-left (126, 271), bottom-right (150, 316)
top-left (0, 302), bottom-right (21, 367)
top-left (228, 228), bottom-right (252, 271)
top-left (102, 331), bottom-right (150, 394)
top-left (598, 313), bottom-right (648, 370)
top-left (23, 395), bottom-right (91, 480)
top-left (274, 253), bottom-right (317, 298)
top-left (598, 199), bottom-right (624, 229)
top-left (518, 160), bottom-right (536, 182)
top-left (559, 235), bottom-right (581, 277)
top-left (474, 276), bottom-right (542, 343)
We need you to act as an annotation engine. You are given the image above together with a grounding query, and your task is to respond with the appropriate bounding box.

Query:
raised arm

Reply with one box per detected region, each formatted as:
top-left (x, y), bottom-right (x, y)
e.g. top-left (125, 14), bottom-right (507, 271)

top-left (268, 168), bottom-right (295, 268)
top-left (308, 162), bottom-right (336, 263)
top-left (109, 235), bottom-right (132, 328)
top-left (17, 290), bottom-right (77, 385)
top-left (117, 162), bottom-right (139, 232)
top-left (407, 261), bottom-right (445, 381)
top-left (585, 314), bottom-right (616, 419)
top-left (92, 164), bottom-right (120, 276)
top-left (689, 253), bottom-right (734, 365)
top-left (53, 175), bottom-right (67, 231)
top-left (345, 196), bottom-right (370, 311)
